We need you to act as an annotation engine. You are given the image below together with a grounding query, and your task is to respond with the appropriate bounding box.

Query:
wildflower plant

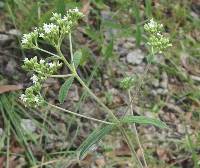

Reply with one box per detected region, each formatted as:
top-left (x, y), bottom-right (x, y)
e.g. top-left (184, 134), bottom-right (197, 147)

top-left (144, 19), bottom-right (172, 63)
top-left (20, 9), bottom-right (170, 167)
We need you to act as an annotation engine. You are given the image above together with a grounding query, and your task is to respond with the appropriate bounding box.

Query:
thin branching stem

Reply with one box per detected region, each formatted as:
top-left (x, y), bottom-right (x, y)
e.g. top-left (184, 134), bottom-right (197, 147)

top-left (55, 35), bottom-right (144, 167)
top-left (47, 103), bottom-right (113, 125)
top-left (50, 74), bottom-right (73, 78)
top-left (36, 47), bottom-right (60, 58)
top-left (69, 33), bottom-right (75, 69)
top-left (128, 90), bottom-right (148, 168)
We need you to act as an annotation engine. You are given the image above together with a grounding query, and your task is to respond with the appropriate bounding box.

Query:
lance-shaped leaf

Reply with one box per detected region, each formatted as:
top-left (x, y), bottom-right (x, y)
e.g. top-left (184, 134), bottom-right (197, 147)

top-left (73, 50), bottom-right (82, 68)
top-left (77, 124), bottom-right (115, 159)
top-left (58, 76), bottom-right (74, 103)
top-left (121, 116), bottom-right (167, 129)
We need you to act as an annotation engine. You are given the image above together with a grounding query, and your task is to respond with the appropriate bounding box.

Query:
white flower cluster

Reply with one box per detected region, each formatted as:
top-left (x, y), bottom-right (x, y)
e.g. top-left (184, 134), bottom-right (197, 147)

top-left (21, 29), bottom-right (38, 48)
top-left (19, 93), bottom-right (42, 106)
top-left (20, 57), bottom-right (62, 107)
top-left (43, 23), bottom-right (59, 34)
top-left (21, 8), bottom-right (83, 48)
top-left (144, 19), bottom-right (172, 54)
top-left (144, 19), bottom-right (163, 34)
top-left (30, 74), bottom-right (38, 84)
top-left (19, 94), bottom-right (27, 102)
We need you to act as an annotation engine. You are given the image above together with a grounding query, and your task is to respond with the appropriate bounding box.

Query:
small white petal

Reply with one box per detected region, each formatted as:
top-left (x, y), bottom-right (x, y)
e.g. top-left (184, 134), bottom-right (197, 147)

top-left (34, 97), bottom-right (39, 103)
top-left (31, 74), bottom-right (38, 84)
top-left (40, 59), bottom-right (45, 64)
top-left (24, 58), bottom-right (29, 62)
top-left (49, 62), bottom-right (55, 68)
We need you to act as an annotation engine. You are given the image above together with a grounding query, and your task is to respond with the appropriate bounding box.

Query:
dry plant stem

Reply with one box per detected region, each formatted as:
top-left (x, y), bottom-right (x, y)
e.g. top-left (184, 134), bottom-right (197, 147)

top-left (128, 90), bottom-right (148, 168)
top-left (47, 103), bottom-right (113, 125)
top-left (57, 45), bottom-right (143, 167)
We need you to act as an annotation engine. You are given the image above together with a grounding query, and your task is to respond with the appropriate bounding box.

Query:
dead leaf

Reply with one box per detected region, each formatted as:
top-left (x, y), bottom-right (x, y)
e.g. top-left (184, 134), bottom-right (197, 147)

top-left (95, 157), bottom-right (105, 167)
top-left (81, 0), bottom-right (90, 15)
top-left (0, 157), bottom-right (5, 168)
top-left (115, 142), bottom-right (131, 156)
top-left (0, 85), bottom-right (23, 94)
top-left (156, 147), bottom-right (170, 162)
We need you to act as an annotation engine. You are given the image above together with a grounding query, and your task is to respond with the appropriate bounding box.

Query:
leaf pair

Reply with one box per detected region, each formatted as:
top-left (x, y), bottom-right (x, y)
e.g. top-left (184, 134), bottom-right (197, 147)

top-left (78, 116), bottom-right (167, 159)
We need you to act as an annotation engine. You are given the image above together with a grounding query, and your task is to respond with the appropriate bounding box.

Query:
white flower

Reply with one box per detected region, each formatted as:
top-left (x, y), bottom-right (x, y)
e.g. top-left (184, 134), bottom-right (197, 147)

top-left (34, 96), bottom-right (39, 103)
top-left (57, 61), bottom-right (62, 66)
top-left (148, 19), bottom-right (156, 28)
top-left (43, 23), bottom-right (59, 34)
top-left (31, 74), bottom-right (38, 84)
top-left (48, 62), bottom-right (55, 68)
top-left (20, 94), bottom-right (27, 102)
top-left (21, 31), bottom-right (38, 48)
top-left (39, 33), bottom-right (44, 38)
top-left (73, 7), bottom-right (79, 12)
top-left (34, 27), bottom-right (38, 33)
top-left (21, 33), bottom-right (31, 44)
top-left (24, 58), bottom-right (29, 62)
top-left (39, 59), bottom-right (45, 64)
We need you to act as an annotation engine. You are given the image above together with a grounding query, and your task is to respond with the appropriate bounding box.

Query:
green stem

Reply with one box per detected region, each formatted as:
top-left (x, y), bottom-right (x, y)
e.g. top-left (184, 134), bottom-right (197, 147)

top-left (128, 90), bottom-right (147, 168)
top-left (69, 33), bottom-right (75, 69)
top-left (48, 103), bottom-right (113, 125)
top-left (74, 74), bottom-right (118, 121)
top-left (36, 47), bottom-right (60, 58)
top-left (56, 37), bottom-right (143, 167)
top-left (50, 74), bottom-right (73, 78)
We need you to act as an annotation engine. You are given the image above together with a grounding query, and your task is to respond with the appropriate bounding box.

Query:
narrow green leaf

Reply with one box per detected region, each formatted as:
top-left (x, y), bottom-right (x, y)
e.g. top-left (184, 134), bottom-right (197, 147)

top-left (102, 39), bottom-right (114, 59)
top-left (73, 50), bottom-right (82, 68)
top-left (145, 0), bottom-right (152, 18)
top-left (121, 116), bottom-right (167, 129)
top-left (132, 1), bottom-right (142, 46)
top-left (78, 124), bottom-right (115, 159)
top-left (55, 0), bottom-right (65, 15)
top-left (58, 76), bottom-right (74, 103)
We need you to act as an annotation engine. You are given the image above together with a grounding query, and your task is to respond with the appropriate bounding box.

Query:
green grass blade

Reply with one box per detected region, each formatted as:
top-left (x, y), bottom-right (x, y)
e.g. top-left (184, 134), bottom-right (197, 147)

top-left (132, 1), bottom-right (142, 46)
top-left (145, 0), bottom-right (152, 18)
top-left (102, 38), bottom-right (114, 59)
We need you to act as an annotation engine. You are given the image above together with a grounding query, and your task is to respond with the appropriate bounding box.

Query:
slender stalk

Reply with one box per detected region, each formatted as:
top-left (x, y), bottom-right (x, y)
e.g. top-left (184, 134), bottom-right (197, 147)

top-left (36, 47), bottom-right (60, 58)
top-left (75, 74), bottom-right (118, 120)
top-left (69, 33), bottom-right (75, 69)
top-left (6, 123), bottom-right (10, 168)
top-left (128, 90), bottom-right (148, 168)
top-left (48, 102), bottom-right (113, 125)
top-left (50, 74), bottom-right (73, 78)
